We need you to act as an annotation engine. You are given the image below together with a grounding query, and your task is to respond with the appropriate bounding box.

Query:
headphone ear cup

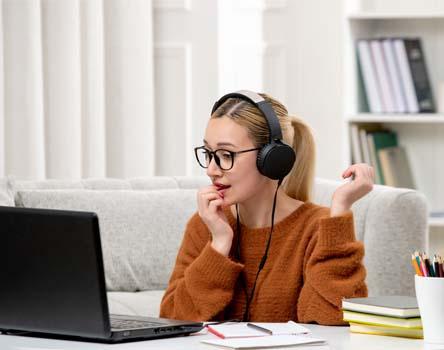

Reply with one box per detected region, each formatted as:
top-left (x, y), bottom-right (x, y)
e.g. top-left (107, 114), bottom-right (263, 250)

top-left (257, 142), bottom-right (296, 180)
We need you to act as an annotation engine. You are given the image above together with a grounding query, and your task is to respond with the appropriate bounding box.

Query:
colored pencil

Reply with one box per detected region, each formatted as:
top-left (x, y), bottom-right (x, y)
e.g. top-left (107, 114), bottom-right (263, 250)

top-left (411, 254), bottom-right (422, 276)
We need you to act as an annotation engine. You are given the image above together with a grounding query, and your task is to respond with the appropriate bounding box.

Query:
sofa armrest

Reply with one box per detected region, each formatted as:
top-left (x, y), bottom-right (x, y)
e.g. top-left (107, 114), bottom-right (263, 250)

top-left (363, 189), bottom-right (427, 296)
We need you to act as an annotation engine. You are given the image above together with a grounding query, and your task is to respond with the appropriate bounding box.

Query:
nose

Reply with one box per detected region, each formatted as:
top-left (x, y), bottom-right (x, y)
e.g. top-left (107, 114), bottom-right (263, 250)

top-left (206, 155), bottom-right (222, 177)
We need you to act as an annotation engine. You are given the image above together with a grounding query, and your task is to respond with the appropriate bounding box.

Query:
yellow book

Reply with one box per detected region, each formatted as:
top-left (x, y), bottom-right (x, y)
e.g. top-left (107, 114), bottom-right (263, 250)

top-left (343, 310), bottom-right (422, 329)
top-left (349, 322), bottom-right (423, 339)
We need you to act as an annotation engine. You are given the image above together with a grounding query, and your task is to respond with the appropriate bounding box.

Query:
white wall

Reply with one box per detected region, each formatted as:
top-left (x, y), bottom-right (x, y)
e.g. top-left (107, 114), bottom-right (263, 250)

top-left (263, 0), bottom-right (345, 181)
top-left (153, 0), bottom-right (219, 176)
top-left (213, 0), bottom-right (345, 180)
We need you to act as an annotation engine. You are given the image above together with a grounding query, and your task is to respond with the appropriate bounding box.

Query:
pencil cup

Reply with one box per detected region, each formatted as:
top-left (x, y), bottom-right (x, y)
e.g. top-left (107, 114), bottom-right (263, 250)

top-left (415, 275), bottom-right (444, 344)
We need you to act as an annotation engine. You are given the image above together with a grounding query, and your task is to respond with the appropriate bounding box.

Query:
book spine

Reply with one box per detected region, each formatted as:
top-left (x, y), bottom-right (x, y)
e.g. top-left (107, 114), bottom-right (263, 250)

top-left (381, 39), bottom-right (407, 113)
top-left (370, 39), bottom-right (396, 113)
top-left (357, 39), bottom-right (383, 113)
top-left (350, 124), bottom-right (362, 163)
top-left (404, 38), bottom-right (435, 113)
top-left (393, 38), bottom-right (419, 113)
top-left (367, 133), bottom-right (384, 184)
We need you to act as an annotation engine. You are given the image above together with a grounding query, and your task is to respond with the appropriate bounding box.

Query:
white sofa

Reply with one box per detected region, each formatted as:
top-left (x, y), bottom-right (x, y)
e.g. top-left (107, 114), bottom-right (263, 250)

top-left (0, 176), bottom-right (427, 318)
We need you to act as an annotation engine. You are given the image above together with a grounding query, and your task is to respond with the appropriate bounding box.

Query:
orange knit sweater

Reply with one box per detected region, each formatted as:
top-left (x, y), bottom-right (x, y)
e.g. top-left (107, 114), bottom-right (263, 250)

top-left (160, 202), bottom-right (367, 325)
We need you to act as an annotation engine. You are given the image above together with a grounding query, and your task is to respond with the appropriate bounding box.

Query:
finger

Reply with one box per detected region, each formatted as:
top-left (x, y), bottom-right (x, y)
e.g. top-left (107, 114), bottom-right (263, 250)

top-left (349, 164), bottom-right (369, 183)
top-left (342, 165), bottom-right (357, 179)
top-left (208, 199), bottom-right (224, 214)
top-left (369, 166), bottom-right (375, 181)
top-left (198, 192), bottom-right (222, 209)
top-left (198, 186), bottom-right (220, 196)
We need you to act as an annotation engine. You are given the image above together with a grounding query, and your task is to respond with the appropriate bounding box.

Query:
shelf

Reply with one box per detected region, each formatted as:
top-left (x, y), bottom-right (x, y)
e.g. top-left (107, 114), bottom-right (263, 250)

top-left (347, 114), bottom-right (444, 124)
top-left (429, 217), bottom-right (444, 228)
top-left (347, 12), bottom-right (444, 20)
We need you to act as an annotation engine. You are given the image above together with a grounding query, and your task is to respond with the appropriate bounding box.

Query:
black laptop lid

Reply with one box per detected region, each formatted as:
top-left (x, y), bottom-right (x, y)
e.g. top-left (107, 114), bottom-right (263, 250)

top-left (0, 206), bottom-right (111, 339)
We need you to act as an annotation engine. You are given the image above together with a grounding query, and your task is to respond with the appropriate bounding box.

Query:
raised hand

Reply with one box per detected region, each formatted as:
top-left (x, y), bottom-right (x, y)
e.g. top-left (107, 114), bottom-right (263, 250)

top-left (197, 185), bottom-right (234, 256)
top-left (331, 163), bottom-right (374, 217)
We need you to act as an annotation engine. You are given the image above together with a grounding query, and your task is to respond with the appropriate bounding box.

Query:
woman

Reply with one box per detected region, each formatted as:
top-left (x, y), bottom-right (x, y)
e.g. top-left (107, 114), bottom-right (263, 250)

top-left (160, 91), bottom-right (373, 325)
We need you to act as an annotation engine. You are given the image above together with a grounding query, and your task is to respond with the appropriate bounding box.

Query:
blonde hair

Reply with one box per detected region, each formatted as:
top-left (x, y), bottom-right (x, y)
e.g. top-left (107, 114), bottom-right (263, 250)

top-left (211, 93), bottom-right (315, 202)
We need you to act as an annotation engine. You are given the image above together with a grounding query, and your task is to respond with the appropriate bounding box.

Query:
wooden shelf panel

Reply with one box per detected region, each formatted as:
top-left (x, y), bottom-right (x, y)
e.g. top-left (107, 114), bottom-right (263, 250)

top-left (347, 13), bottom-right (444, 20)
top-left (347, 114), bottom-right (444, 124)
top-left (429, 217), bottom-right (444, 228)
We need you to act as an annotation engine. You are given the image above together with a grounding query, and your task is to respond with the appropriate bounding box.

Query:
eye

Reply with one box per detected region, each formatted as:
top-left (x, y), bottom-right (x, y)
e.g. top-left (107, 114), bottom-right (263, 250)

top-left (220, 151), bottom-right (232, 160)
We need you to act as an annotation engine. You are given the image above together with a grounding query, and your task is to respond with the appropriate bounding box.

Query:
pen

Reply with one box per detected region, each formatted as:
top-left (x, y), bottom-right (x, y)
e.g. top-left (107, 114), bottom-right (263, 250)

top-left (246, 323), bottom-right (272, 335)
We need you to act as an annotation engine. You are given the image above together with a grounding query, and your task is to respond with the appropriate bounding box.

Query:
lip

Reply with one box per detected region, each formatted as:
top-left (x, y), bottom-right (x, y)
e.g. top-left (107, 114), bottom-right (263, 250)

top-left (213, 182), bottom-right (231, 190)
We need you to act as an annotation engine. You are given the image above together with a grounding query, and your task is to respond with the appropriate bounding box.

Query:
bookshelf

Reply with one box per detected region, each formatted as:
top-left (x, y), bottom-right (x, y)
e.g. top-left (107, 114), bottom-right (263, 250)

top-left (343, 1), bottom-right (444, 253)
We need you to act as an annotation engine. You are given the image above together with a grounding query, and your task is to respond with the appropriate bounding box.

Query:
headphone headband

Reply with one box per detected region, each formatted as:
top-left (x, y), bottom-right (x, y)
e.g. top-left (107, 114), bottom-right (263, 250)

top-left (210, 90), bottom-right (295, 180)
top-left (211, 90), bottom-right (283, 142)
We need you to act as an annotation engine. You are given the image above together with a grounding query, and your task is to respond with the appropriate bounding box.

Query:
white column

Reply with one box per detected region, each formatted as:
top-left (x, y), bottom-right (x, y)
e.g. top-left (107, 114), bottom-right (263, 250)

top-left (0, 1), bottom-right (4, 177)
top-left (104, 0), bottom-right (155, 177)
top-left (41, 0), bottom-right (82, 178)
top-left (80, 0), bottom-right (106, 177)
top-left (2, 0), bottom-right (45, 179)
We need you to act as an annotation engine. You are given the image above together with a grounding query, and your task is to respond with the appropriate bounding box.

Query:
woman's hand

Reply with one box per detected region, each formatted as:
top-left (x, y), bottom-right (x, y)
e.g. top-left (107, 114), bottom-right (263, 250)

top-left (331, 163), bottom-right (374, 217)
top-left (197, 185), bottom-right (234, 256)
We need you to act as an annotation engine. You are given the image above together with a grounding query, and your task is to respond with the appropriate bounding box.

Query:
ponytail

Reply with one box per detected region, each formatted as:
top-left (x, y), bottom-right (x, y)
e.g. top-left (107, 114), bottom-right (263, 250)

top-left (283, 117), bottom-right (316, 202)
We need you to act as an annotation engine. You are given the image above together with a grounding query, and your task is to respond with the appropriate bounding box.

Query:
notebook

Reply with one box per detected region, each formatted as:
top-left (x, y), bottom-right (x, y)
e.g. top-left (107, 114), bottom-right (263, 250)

top-left (349, 323), bottom-right (423, 339)
top-left (201, 334), bottom-right (327, 349)
top-left (342, 296), bottom-right (419, 318)
top-left (343, 310), bottom-right (422, 328)
top-left (207, 321), bottom-right (310, 339)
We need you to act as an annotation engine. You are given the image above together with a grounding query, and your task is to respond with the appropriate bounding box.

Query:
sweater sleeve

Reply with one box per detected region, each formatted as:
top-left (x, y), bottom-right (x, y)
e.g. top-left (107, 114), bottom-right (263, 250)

top-left (297, 211), bottom-right (368, 325)
top-left (159, 213), bottom-right (244, 321)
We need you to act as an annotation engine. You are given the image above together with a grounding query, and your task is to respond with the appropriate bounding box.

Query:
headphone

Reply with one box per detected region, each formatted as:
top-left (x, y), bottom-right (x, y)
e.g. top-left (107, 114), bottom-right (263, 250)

top-left (211, 90), bottom-right (296, 180)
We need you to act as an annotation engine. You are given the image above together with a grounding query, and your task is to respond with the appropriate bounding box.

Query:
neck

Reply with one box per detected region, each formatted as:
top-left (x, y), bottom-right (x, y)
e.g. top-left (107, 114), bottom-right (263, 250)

top-left (236, 185), bottom-right (288, 229)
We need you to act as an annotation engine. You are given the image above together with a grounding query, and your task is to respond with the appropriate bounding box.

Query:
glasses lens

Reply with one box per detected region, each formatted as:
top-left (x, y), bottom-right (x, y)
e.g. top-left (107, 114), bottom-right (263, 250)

top-left (196, 148), bottom-right (210, 168)
top-left (215, 150), bottom-right (233, 170)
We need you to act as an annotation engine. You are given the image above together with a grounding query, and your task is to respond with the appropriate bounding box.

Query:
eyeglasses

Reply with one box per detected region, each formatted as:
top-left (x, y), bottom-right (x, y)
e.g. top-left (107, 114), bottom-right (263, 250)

top-left (194, 146), bottom-right (260, 171)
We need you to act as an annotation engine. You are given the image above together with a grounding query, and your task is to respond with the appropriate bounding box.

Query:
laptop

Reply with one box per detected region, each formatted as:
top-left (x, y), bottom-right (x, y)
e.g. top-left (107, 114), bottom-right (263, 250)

top-left (0, 206), bottom-right (203, 342)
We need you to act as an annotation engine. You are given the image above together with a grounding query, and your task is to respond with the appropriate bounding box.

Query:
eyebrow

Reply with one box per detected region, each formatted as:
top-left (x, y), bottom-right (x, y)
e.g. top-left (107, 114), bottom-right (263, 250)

top-left (203, 140), bottom-right (237, 148)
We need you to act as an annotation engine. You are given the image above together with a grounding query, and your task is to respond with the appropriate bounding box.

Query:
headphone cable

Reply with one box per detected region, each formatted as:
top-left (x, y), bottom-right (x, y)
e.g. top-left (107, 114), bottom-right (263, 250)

top-left (236, 178), bottom-right (283, 322)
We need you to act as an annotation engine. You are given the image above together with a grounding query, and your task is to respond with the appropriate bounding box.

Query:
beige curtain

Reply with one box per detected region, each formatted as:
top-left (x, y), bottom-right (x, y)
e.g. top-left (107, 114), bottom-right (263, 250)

top-left (0, 0), bottom-right (155, 179)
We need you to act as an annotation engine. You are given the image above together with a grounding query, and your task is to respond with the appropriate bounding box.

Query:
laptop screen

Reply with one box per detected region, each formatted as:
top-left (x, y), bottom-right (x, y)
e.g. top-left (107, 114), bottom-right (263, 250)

top-left (0, 206), bottom-right (111, 339)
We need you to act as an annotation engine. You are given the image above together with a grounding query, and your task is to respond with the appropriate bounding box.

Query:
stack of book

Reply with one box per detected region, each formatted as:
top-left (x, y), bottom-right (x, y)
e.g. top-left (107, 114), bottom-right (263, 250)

top-left (342, 296), bottom-right (422, 339)
top-left (349, 125), bottom-right (415, 187)
top-left (357, 37), bottom-right (435, 114)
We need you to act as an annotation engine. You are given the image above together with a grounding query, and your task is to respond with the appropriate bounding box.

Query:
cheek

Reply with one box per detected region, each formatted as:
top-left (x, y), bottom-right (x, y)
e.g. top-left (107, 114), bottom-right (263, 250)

top-left (225, 163), bottom-right (265, 202)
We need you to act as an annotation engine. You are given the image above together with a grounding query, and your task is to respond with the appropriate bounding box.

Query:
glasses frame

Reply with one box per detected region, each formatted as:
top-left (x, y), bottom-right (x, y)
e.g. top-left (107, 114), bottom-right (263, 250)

top-left (194, 146), bottom-right (261, 171)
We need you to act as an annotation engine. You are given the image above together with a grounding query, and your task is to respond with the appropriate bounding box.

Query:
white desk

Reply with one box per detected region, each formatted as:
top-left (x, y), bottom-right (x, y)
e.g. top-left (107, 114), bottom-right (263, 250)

top-left (0, 324), bottom-right (427, 350)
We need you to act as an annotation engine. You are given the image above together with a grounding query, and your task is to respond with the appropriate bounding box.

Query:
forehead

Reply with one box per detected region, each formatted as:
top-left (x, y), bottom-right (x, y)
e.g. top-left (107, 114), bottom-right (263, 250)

top-left (204, 117), bottom-right (253, 148)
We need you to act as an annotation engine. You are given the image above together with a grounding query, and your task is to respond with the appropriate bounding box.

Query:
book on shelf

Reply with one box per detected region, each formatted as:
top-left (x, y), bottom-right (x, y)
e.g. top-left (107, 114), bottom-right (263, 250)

top-left (350, 123), bottom-right (383, 165)
top-left (378, 146), bottom-right (416, 189)
top-left (349, 322), bottom-right (423, 339)
top-left (370, 39), bottom-right (396, 113)
top-left (357, 39), bottom-right (383, 113)
top-left (342, 296), bottom-right (420, 318)
top-left (404, 38), bottom-right (435, 113)
top-left (350, 124), bottom-right (363, 163)
top-left (366, 133), bottom-right (383, 184)
top-left (351, 125), bottom-right (399, 185)
top-left (381, 38), bottom-right (407, 113)
top-left (368, 130), bottom-right (398, 184)
top-left (343, 310), bottom-right (422, 329)
top-left (357, 37), bottom-right (434, 113)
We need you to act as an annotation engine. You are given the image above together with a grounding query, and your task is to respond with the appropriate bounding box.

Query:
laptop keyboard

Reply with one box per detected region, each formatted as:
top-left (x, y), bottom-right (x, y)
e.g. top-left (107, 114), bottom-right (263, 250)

top-left (110, 318), bottom-right (164, 330)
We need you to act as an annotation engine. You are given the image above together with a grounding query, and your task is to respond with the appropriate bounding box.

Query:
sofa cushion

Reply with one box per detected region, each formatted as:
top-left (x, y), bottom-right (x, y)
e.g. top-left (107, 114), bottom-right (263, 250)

top-left (107, 290), bottom-right (164, 317)
top-left (0, 177), bottom-right (14, 206)
top-left (16, 189), bottom-right (198, 292)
